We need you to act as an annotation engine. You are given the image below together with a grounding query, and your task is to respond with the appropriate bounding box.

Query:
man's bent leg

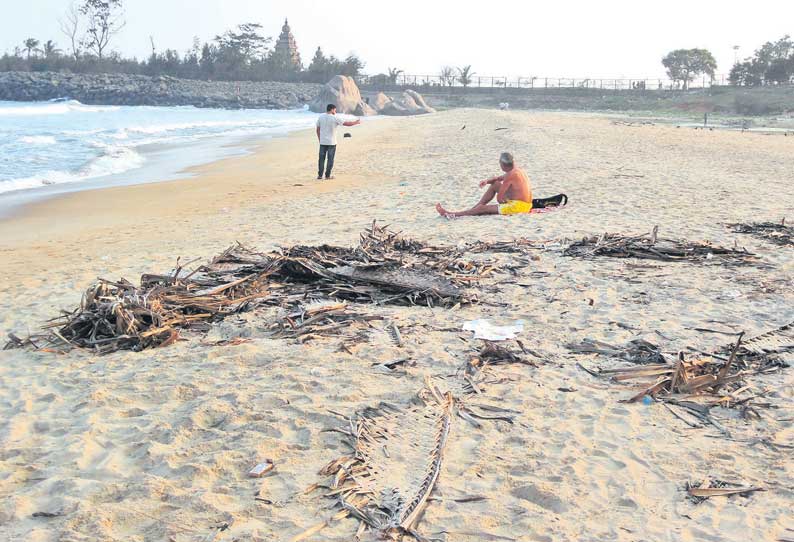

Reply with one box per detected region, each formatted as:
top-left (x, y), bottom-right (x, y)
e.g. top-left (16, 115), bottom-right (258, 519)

top-left (325, 145), bottom-right (337, 178)
top-left (475, 180), bottom-right (501, 206)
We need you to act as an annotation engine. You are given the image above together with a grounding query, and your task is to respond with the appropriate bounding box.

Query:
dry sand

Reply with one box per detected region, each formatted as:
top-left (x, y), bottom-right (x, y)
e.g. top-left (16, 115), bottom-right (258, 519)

top-left (1, 109), bottom-right (793, 542)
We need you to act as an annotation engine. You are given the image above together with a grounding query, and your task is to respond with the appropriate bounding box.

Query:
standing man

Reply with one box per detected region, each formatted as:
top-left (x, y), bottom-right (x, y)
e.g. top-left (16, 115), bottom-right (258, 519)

top-left (316, 104), bottom-right (361, 180)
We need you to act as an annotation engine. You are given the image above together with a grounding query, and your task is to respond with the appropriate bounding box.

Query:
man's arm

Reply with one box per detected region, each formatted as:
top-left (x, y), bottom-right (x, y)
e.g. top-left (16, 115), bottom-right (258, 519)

top-left (316, 126), bottom-right (321, 140)
top-left (342, 119), bottom-right (361, 127)
top-left (479, 174), bottom-right (505, 188)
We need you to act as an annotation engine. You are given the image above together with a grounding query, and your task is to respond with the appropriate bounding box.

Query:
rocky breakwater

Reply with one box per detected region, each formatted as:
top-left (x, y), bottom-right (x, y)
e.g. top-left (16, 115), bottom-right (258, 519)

top-left (0, 71), bottom-right (322, 109)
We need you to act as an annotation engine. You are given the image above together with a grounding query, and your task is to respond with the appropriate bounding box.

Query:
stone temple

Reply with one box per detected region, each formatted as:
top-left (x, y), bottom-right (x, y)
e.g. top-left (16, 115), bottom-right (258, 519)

top-left (273, 18), bottom-right (301, 68)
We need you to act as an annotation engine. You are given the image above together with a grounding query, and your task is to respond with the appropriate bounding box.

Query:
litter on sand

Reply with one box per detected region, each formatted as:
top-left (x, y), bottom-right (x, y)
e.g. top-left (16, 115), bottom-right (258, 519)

top-left (463, 319), bottom-right (525, 341)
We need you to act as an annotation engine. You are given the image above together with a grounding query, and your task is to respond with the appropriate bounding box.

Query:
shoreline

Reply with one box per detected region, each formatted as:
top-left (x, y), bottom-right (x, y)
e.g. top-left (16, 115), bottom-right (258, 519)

top-left (0, 124), bottom-right (311, 220)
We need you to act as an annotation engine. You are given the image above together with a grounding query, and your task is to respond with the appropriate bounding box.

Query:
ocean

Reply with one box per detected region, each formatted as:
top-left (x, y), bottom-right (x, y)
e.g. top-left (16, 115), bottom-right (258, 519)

top-left (0, 99), bottom-right (317, 209)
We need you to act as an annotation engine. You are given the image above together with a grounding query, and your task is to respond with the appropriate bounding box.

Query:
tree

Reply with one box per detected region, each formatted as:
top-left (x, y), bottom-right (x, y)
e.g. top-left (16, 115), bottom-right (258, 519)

top-left (23, 38), bottom-right (40, 60)
top-left (340, 54), bottom-right (365, 76)
top-left (457, 65), bottom-right (474, 88)
top-left (439, 66), bottom-right (455, 87)
top-left (661, 49), bottom-right (717, 89)
top-left (214, 23), bottom-right (271, 64)
top-left (387, 67), bottom-right (403, 85)
top-left (80, 0), bottom-right (126, 59)
top-left (42, 40), bottom-right (62, 59)
top-left (59, 1), bottom-right (84, 60)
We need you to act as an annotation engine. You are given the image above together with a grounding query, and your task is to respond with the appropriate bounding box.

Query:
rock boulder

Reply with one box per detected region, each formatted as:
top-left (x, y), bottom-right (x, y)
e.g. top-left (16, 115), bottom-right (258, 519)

top-left (378, 90), bottom-right (436, 116)
top-left (309, 75), bottom-right (375, 115)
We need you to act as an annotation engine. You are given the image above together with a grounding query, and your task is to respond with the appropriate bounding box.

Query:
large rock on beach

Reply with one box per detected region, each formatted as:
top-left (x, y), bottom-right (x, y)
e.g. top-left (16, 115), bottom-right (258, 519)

top-left (371, 92), bottom-right (393, 113)
top-left (379, 90), bottom-right (436, 116)
top-left (309, 75), bottom-right (375, 115)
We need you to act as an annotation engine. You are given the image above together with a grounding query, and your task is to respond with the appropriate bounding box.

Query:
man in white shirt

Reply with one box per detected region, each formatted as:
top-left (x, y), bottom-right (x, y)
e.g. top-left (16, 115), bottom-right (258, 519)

top-left (316, 103), bottom-right (361, 180)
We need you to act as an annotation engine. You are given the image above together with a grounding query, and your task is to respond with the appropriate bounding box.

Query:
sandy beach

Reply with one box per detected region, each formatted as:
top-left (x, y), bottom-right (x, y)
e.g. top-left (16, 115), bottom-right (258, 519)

top-left (1, 109), bottom-right (794, 542)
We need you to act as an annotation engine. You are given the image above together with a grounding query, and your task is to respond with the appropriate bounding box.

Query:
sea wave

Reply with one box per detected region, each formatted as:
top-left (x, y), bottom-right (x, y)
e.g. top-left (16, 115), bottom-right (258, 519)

top-left (0, 100), bottom-right (119, 117)
top-left (0, 143), bottom-right (145, 195)
top-left (20, 135), bottom-right (57, 145)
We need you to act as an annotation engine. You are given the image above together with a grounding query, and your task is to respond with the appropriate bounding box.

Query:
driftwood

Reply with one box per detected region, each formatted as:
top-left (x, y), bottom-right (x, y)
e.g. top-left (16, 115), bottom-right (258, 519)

top-left (729, 220), bottom-right (794, 246)
top-left (563, 226), bottom-right (755, 264)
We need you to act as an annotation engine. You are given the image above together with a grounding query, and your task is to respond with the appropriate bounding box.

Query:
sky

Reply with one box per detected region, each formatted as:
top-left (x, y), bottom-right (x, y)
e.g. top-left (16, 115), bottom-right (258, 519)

top-left (2, 0), bottom-right (793, 79)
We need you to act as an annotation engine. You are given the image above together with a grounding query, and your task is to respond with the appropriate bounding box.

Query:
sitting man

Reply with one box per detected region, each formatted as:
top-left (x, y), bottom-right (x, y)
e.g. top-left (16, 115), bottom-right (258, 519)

top-left (436, 152), bottom-right (532, 218)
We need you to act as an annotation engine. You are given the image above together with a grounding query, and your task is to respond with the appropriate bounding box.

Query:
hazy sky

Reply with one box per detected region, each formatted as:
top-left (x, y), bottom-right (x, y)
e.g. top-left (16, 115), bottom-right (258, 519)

top-left (3, 1), bottom-right (793, 78)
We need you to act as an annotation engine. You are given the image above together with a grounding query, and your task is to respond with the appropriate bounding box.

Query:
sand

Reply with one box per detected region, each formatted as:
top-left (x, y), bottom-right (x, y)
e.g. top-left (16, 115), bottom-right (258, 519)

top-left (1, 109), bottom-right (793, 542)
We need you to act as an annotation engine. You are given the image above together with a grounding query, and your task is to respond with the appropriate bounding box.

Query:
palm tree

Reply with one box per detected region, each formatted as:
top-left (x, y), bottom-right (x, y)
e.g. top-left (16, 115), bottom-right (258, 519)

top-left (440, 66), bottom-right (455, 87)
top-left (387, 67), bottom-right (403, 85)
top-left (23, 38), bottom-right (40, 60)
top-left (457, 65), bottom-right (475, 88)
top-left (43, 40), bottom-right (62, 59)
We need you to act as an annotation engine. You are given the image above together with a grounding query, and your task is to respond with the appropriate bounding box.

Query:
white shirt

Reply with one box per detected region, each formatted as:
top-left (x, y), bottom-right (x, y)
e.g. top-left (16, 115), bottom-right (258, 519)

top-left (316, 113), bottom-right (345, 146)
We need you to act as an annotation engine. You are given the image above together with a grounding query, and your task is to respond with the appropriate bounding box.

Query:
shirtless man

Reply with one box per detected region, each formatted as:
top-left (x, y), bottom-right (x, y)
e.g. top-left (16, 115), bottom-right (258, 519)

top-left (436, 152), bottom-right (533, 218)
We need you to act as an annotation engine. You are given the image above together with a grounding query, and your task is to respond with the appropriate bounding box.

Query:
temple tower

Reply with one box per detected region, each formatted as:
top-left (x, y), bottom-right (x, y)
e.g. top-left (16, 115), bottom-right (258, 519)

top-left (273, 18), bottom-right (301, 68)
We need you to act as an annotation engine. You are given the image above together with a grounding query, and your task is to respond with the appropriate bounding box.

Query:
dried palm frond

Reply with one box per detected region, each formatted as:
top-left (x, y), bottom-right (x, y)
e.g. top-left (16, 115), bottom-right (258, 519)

top-left (728, 220), bottom-right (794, 246)
top-left (563, 226), bottom-right (755, 265)
top-left (302, 387), bottom-right (453, 541)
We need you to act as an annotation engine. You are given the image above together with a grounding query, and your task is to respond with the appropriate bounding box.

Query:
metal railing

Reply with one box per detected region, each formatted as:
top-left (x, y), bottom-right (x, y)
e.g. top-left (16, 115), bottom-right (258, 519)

top-left (357, 73), bottom-right (732, 91)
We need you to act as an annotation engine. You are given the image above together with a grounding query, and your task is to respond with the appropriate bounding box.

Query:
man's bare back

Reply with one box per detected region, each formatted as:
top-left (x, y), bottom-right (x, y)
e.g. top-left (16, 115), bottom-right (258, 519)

top-left (496, 167), bottom-right (532, 204)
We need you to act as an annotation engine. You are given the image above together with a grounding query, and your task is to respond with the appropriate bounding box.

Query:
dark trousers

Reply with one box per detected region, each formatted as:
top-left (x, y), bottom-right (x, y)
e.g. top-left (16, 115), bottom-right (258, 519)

top-left (318, 144), bottom-right (337, 178)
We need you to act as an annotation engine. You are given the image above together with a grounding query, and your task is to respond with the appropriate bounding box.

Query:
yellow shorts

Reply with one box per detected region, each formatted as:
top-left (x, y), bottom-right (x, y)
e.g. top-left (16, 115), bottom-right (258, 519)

top-left (498, 200), bottom-right (533, 215)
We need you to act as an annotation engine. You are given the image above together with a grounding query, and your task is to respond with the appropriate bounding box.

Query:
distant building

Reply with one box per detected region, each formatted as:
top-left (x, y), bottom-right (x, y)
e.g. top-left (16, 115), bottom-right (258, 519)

top-left (273, 18), bottom-right (301, 68)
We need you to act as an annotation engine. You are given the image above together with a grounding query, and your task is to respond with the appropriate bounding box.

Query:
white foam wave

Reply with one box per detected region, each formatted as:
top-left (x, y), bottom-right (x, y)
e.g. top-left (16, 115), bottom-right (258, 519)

top-left (0, 143), bottom-right (144, 195)
top-left (0, 100), bottom-right (119, 117)
top-left (20, 135), bottom-right (57, 145)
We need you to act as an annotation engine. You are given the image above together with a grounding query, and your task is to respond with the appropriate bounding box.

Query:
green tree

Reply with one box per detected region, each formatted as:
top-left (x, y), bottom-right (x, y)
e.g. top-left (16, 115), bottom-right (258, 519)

top-left (457, 65), bottom-right (474, 88)
top-left (80, 0), bottom-right (126, 59)
top-left (23, 38), bottom-right (40, 60)
top-left (661, 49), bottom-right (717, 89)
top-left (214, 23), bottom-right (271, 64)
top-left (42, 40), bottom-right (62, 59)
top-left (387, 67), bottom-right (403, 85)
top-left (439, 66), bottom-right (455, 87)
top-left (340, 54), bottom-right (364, 76)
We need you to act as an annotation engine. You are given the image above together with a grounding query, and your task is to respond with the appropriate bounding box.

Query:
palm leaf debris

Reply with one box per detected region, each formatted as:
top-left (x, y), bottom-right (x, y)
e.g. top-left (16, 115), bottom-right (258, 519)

top-left (563, 226), bottom-right (755, 264)
top-left (6, 223), bottom-right (504, 354)
top-left (686, 479), bottom-right (765, 503)
top-left (569, 321), bottom-right (792, 408)
top-left (295, 385), bottom-right (453, 542)
top-left (729, 220), bottom-right (794, 246)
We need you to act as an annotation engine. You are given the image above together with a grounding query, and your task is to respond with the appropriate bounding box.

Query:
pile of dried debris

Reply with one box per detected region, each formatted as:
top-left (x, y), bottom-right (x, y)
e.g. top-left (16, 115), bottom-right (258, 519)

top-left (5, 223), bottom-right (491, 354)
top-left (563, 226), bottom-right (755, 264)
top-left (729, 220), bottom-right (794, 247)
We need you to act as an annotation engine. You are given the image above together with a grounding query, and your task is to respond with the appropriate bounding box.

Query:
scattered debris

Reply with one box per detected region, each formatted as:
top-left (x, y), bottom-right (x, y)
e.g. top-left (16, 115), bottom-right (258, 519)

top-left (570, 323), bottom-right (791, 409)
top-left (729, 220), bottom-right (794, 246)
top-left (463, 319), bottom-right (525, 341)
top-left (248, 460), bottom-right (275, 478)
top-left (686, 479), bottom-right (764, 503)
top-left (563, 226), bottom-right (755, 264)
top-left (295, 384), bottom-right (453, 542)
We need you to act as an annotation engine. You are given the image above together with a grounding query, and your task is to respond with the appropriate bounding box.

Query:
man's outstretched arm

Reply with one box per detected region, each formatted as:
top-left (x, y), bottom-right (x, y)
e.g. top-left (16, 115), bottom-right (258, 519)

top-left (342, 119), bottom-right (361, 127)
